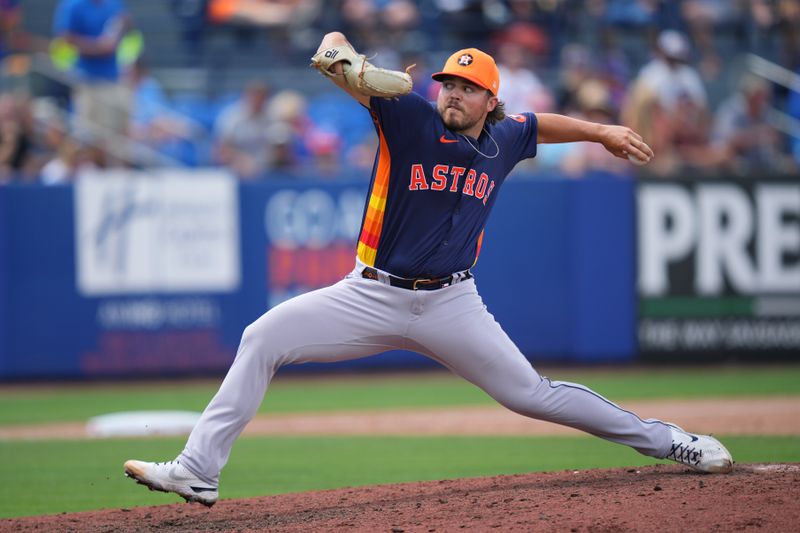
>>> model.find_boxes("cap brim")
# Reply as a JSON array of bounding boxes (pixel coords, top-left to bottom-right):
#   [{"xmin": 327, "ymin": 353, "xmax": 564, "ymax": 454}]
[{"xmin": 431, "ymin": 71, "xmax": 493, "ymax": 93}]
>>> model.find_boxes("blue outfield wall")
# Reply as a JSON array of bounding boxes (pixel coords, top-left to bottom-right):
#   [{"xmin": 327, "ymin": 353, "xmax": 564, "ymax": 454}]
[
  {"xmin": 475, "ymin": 177, "xmax": 636, "ymax": 363},
  {"xmin": 0, "ymin": 187, "xmax": 8, "ymax": 378},
  {"xmin": 0, "ymin": 174, "xmax": 635, "ymax": 379}
]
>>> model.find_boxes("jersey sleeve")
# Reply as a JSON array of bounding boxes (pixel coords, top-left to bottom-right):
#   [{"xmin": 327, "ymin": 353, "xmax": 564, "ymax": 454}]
[
  {"xmin": 503, "ymin": 112, "xmax": 539, "ymax": 162},
  {"xmin": 368, "ymin": 93, "xmax": 435, "ymax": 149}
]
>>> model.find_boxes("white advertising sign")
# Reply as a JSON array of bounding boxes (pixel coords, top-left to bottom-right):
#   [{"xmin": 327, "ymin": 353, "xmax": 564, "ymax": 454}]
[
  {"xmin": 75, "ymin": 169, "xmax": 240, "ymax": 295},
  {"xmin": 638, "ymin": 182, "xmax": 800, "ymax": 296}
]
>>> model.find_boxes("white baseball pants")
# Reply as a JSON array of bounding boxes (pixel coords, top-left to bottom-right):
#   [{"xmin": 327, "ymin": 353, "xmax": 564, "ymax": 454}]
[{"xmin": 180, "ymin": 265, "xmax": 673, "ymax": 485}]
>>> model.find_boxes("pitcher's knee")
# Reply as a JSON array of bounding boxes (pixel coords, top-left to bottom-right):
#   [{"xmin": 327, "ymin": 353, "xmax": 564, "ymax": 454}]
[
  {"xmin": 501, "ymin": 398, "xmax": 550, "ymax": 420},
  {"xmin": 496, "ymin": 380, "xmax": 558, "ymax": 420},
  {"xmin": 237, "ymin": 320, "xmax": 284, "ymax": 370}
]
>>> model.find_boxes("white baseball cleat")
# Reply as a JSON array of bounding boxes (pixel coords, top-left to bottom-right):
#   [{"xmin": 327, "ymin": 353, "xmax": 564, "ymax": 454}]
[
  {"xmin": 664, "ymin": 426, "xmax": 733, "ymax": 474},
  {"xmin": 124, "ymin": 459, "xmax": 218, "ymax": 507}
]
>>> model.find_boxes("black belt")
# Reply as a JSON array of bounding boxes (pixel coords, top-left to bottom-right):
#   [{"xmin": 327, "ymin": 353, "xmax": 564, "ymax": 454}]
[{"xmin": 361, "ymin": 267, "xmax": 472, "ymax": 291}]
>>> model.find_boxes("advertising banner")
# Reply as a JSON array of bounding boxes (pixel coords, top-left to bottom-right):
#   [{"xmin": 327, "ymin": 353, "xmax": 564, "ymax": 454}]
[
  {"xmin": 0, "ymin": 187, "xmax": 8, "ymax": 377},
  {"xmin": 637, "ymin": 178, "xmax": 800, "ymax": 359},
  {"xmin": 261, "ymin": 186, "xmax": 365, "ymax": 308},
  {"xmin": 74, "ymin": 170, "xmax": 240, "ymax": 296},
  {"xmin": 0, "ymin": 173, "xmax": 636, "ymax": 379},
  {"xmin": 75, "ymin": 170, "xmax": 242, "ymax": 376}
]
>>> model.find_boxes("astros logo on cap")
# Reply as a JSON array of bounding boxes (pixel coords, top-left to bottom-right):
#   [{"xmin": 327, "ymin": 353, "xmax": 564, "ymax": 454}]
[{"xmin": 431, "ymin": 48, "xmax": 500, "ymax": 95}]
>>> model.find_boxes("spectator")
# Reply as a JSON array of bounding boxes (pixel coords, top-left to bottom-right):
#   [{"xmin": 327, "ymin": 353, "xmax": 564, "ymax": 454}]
[
  {"xmin": 208, "ymin": 0, "xmax": 320, "ymax": 27},
  {"xmin": 670, "ymin": 91, "xmax": 724, "ymax": 173},
  {"xmin": 208, "ymin": 0, "xmax": 321, "ymax": 61},
  {"xmin": 125, "ymin": 59, "xmax": 196, "ymax": 166},
  {"xmin": 0, "ymin": 0, "xmax": 21, "ymax": 61},
  {"xmin": 302, "ymin": 90, "xmax": 373, "ymax": 178},
  {"xmin": 747, "ymin": 0, "xmax": 777, "ymax": 54},
  {"xmin": 621, "ymin": 82, "xmax": 679, "ymax": 176},
  {"xmin": 214, "ymin": 80, "xmax": 277, "ymax": 179},
  {"xmin": 632, "ymin": 30, "xmax": 708, "ymax": 114},
  {"xmin": 623, "ymin": 78, "xmax": 722, "ymax": 177},
  {"xmin": 681, "ymin": 0, "xmax": 742, "ymax": 81},
  {"xmin": 338, "ymin": 0, "xmax": 380, "ymax": 50},
  {"xmin": 40, "ymin": 137, "xmax": 97, "ymax": 184},
  {"xmin": 339, "ymin": 0, "xmax": 421, "ymax": 62},
  {"xmin": 169, "ymin": 0, "xmax": 209, "ymax": 60},
  {"xmin": 556, "ymin": 43, "xmax": 593, "ymax": 114},
  {"xmin": 559, "ymin": 79, "xmax": 630, "ymax": 178},
  {"xmin": 265, "ymin": 89, "xmax": 313, "ymax": 173},
  {"xmin": 125, "ymin": 59, "xmax": 171, "ymax": 135},
  {"xmin": 1, "ymin": 0, "xmax": 51, "ymax": 59},
  {"xmin": 386, "ymin": 0, "xmax": 422, "ymax": 46},
  {"xmin": 595, "ymin": 30, "xmax": 634, "ymax": 112},
  {"xmin": 712, "ymin": 73, "xmax": 793, "ymax": 174},
  {"xmin": 305, "ymin": 127, "xmax": 342, "ymax": 178},
  {"xmin": 0, "ymin": 93, "xmax": 33, "ymax": 182},
  {"xmin": 25, "ymin": 97, "xmax": 66, "ymax": 177},
  {"xmin": 496, "ymin": 41, "xmax": 554, "ymax": 114},
  {"xmin": 623, "ymin": 31, "xmax": 731, "ymax": 177},
  {"xmin": 776, "ymin": 0, "xmax": 800, "ymax": 70},
  {"xmin": 52, "ymin": 0, "xmax": 133, "ymax": 163},
  {"xmin": 430, "ymin": 0, "xmax": 491, "ymax": 49}
]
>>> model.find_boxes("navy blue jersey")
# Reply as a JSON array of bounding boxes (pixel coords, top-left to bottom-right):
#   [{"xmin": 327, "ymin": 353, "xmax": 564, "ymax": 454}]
[{"xmin": 357, "ymin": 92, "xmax": 538, "ymax": 278}]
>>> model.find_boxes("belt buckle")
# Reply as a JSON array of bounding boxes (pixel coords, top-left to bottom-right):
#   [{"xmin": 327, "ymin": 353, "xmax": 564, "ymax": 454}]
[{"xmin": 412, "ymin": 278, "xmax": 434, "ymax": 290}]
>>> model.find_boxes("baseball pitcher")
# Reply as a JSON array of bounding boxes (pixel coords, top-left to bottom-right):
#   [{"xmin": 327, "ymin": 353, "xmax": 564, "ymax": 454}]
[{"xmin": 124, "ymin": 32, "xmax": 732, "ymax": 507}]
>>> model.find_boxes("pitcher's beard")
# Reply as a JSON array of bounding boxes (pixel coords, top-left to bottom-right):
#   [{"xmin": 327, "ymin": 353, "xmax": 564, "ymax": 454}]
[{"xmin": 440, "ymin": 108, "xmax": 480, "ymax": 134}]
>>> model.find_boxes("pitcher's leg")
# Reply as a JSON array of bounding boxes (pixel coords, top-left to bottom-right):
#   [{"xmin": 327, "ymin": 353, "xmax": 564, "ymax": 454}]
[
  {"xmin": 180, "ymin": 279, "xmax": 404, "ymax": 484},
  {"xmin": 412, "ymin": 281, "xmax": 672, "ymax": 458}
]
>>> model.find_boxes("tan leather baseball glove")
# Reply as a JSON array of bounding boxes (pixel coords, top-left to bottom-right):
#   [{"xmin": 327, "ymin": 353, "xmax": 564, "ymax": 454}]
[{"xmin": 310, "ymin": 43, "xmax": 414, "ymax": 98}]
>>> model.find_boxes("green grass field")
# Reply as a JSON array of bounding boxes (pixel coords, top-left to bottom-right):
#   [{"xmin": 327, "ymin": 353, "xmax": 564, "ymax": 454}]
[
  {"xmin": 1, "ymin": 366, "xmax": 799, "ymax": 519},
  {"xmin": 1, "ymin": 366, "xmax": 798, "ymax": 426}
]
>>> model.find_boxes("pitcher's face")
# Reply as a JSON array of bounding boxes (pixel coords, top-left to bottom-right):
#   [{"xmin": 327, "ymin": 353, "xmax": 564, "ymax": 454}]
[{"xmin": 436, "ymin": 77, "xmax": 497, "ymax": 134}]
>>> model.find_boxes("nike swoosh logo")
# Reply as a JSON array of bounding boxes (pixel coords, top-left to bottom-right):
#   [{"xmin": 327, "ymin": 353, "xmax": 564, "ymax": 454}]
[
  {"xmin": 439, "ymin": 135, "xmax": 459, "ymax": 144},
  {"xmin": 190, "ymin": 486, "xmax": 217, "ymax": 493}
]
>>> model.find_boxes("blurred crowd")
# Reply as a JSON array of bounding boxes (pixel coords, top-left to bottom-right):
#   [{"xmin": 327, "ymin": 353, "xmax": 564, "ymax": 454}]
[{"xmin": 0, "ymin": 0, "xmax": 799, "ymax": 184}]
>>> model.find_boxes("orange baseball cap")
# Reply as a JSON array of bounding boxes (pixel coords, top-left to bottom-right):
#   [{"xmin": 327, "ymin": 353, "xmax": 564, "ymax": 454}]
[{"xmin": 431, "ymin": 48, "xmax": 500, "ymax": 95}]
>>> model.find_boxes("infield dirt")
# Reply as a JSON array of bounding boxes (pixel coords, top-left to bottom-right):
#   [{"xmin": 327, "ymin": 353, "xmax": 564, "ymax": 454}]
[{"xmin": 3, "ymin": 463, "xmax": 798, "ymax": 532}]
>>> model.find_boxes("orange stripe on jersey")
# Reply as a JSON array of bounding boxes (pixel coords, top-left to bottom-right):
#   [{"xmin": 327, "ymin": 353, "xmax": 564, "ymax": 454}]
[
  {"xmin": 472, "ymin": 230, "xmax": 485, "ymax": 267},
  {"xmin": 357, "ymin": 125, "xmax": 391, "ymax": 266}
]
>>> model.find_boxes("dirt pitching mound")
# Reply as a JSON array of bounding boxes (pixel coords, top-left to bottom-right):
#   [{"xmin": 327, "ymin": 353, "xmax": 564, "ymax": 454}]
[{"xmin": 5, "ymin": 464, "xmax": 799, "ymax": 532}]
